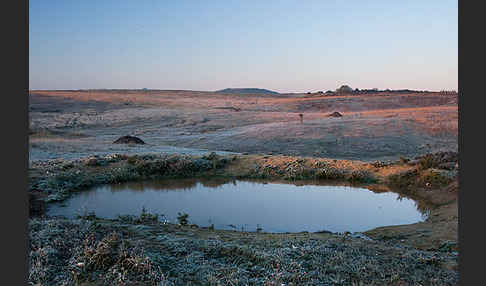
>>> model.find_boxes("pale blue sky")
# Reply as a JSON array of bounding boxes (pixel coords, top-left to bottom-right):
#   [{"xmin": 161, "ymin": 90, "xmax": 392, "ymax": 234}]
[{"xmin": 29, "ymin": 0, "xmax": 457, "ymax": 92}]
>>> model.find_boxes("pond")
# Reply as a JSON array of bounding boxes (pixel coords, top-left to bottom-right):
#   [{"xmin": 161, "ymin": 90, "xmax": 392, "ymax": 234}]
[{"xmin": 47, "ymin": 178, "xmax": 427, "ymax": 233}]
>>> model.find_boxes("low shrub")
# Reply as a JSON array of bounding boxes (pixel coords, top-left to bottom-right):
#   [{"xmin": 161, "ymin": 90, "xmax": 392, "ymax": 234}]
[
  {"xmin": 417, "ymin": 154, "xmax": 440, "ymax": 170},
  {"xmin": 418, "ymin": 169, "xmax": 455, "ymax": 188},
  {"xmin": 138, "ymin": 207, "xmax": 159, "ymax": 224},
  {"xmin": 117, "ymin": 208, "xmax": 161, "ymax": 225},
  {"xmin": 347, "ymin": 170, "xmax": 377, "ymax": 183},
  {"xmin": 316, "ymin": 167, "xmax": 346, "ymax": 180},
  {"xmin": 126, "ymin": 155, "xmax": 140, "ymax": 165},
  {"xmin": 399, "ymin": 156, "xmax": 410, "ymax": 165},
  {"xmin": 84, "ymin": 157, "xmax": 107, "ymax": 167},
  {"xmin": 177, "ymin": 212, "xmax": 189, "ymax": 226},
  {"xmin": 386, "ymin": 169, "xmax": 419, "ymax": 190}
]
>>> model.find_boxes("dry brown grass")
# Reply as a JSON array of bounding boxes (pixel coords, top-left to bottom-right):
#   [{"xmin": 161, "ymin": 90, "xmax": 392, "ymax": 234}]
[{"xmin": 29, "ymin": 90, "xmax": 457, "ymax": 162}]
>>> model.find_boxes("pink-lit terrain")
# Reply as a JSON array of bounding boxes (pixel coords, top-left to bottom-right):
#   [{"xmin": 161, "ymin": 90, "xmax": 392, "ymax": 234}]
[{"xmin": 29, "ymin": 90, "xmax": 457, "ymax": 162}]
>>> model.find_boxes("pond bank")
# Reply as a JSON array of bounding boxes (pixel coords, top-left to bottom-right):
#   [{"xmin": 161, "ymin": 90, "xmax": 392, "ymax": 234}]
[{"xmin": 28, "ymin": 152, "xmax": 458, "ymax": 285}]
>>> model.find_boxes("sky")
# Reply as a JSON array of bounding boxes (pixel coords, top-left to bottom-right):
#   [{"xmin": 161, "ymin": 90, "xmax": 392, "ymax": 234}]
[{"xmin": 29, "ymin": 0, "xmax": 458, "ymax": 93}]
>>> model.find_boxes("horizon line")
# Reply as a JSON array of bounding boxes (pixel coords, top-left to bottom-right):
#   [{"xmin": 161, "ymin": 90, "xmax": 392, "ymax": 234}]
[{"xmin": 28, "ymin": 87, "xmax": 457, "ymax": 94}]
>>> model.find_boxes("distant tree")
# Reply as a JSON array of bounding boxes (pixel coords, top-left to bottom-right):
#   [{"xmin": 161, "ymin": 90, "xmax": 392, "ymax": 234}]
[{"xmin": 336, "ymin": 85, "xmax": 353, "ymax": 94}]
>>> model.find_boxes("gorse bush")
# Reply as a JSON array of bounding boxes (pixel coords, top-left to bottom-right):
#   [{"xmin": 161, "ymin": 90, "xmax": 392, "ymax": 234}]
[
  {"xmin": 416, "ymin": 152, "xmax": 458, "ymax": 171},
  {"xmin": 316, "ymin": 167, "xmax": 346, "ymax": 180},
  {"xmin": 177, "ymin": 212, "xmax": 189, "ymax": 226},
  {"xmin": 386, "ymin": 169, "xmax": 419, "ymax": 190},
  {"xmin": 418, "ymin": 154, "xmax": 440, "ymax": 170},
  {"xmin": 138, "ymin": 207, "xmax": 159, "ymax": 224},
  {"xmin": 399, "ymin": 156, "xmax": 410, "ymax": 164},
  {"xmin": 116, "ymin": 208, "xmax": 160, "ymax": 225},
  {"xmin": 283, "ymin": 167, "xmax": 315, "ymax": 180},
  {"xmin": 347, "ymin": 170, "xmax": 377, "ymax": 183},
  {"xmin": 126, "ymin": 155, "xmax": 140, "ymax": 165},
  {"xmin": 418, "ymin": 169, "xmax": 454, "ymax": 188}
]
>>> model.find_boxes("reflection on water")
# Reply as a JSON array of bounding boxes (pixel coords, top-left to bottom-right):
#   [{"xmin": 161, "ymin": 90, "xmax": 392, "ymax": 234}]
[{"xmin": 48, "ymin": 178, "xmax": 427, "ymax": 233}]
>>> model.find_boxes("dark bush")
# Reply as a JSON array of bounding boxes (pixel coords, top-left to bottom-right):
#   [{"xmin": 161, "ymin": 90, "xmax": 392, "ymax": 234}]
[
  {"xmin": 347, "ymin": 170, "xmax": 377, "ymax": 183},
  {"xmin": 418, "ymin": 154, "xmax": 440, "ymax": 170},
  {"xmin": 177, "ymin": 212, "xmax": 189, "ymax": 225},
  {"xmin": 316, "ymin": 167, "xmax": 346, "ymax": 180},
  {"xmin": 386, "ymin": 169, "xmax": 419, "ymax": 190}
]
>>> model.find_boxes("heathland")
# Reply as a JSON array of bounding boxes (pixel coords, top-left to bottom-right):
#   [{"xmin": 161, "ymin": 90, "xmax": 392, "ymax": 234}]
[{"xmin": 28, "ymin": 89, "xmax": 458, "ymax": 285}]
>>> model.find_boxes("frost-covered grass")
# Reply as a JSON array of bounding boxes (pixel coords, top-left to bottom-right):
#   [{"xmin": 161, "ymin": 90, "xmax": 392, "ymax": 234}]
[
  {"xmin": 28, "ymin": 152, "xmax": 458, "ymax": 285},
  {"xmin": 29, "ymin": 216, "xmax": 458, "ymax": 285}
]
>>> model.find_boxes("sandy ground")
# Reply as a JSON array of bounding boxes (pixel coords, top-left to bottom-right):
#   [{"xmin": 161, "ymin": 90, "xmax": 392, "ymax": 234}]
[{"xmin": 28, "ymin": 90, "xmax": 457, "ymax": 162}]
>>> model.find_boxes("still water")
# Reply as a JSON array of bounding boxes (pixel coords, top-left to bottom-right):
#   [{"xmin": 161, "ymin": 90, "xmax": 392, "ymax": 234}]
[{"xmin": 47, "ymin": 178, "xmax": 426, "ymax": 233}]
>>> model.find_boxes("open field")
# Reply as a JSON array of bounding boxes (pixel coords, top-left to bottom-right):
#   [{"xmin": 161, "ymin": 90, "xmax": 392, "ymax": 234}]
[
  {"xmin": 28, "ymin": 90, "xmax": 459, "ymax": 285},
  {"xmin": 29, "ymin": 90, "xmax": 457, "ymax": 162}
]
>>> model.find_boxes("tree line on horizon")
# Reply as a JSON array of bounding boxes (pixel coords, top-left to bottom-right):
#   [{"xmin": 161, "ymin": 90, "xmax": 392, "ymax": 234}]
[{"xmin": 307, "ymin": 85, "xmax": 457, "ymax": 96}]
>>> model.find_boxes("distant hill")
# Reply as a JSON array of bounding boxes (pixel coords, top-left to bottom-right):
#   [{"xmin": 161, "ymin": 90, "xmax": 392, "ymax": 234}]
[{"xmin": 215, "ymin": 88, "xmax": 280, "ymax": 95}]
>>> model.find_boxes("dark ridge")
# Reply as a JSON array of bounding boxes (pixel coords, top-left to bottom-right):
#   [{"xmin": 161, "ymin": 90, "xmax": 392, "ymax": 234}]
[
  {"xmin": 328, "ymin": 112, "xmax": 343, "ymax": 117},
  {"xmin": 215, "ymin": 88, "xmax": 280, "ymax": 95},
  {"xmin": 113, "ymin": 135, "xmax": 145, "ymax": 144}
]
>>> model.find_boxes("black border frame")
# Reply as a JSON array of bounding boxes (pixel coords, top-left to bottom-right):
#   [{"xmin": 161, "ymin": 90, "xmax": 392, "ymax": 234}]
[
  {"xmin": 4, "ymin": 0, "xmax": 29, "ymax": 285},
  {"xmin": 10, "ymin": 0, "xmax": 476, "ymax": 284}
]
